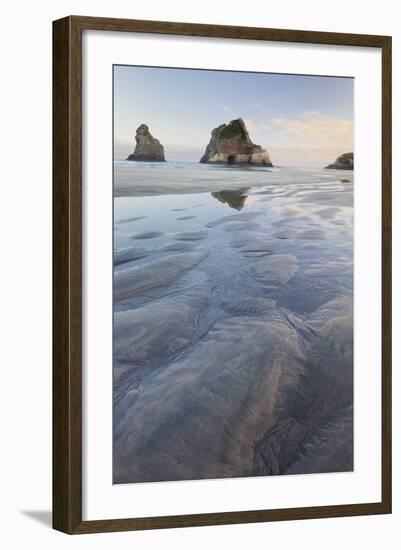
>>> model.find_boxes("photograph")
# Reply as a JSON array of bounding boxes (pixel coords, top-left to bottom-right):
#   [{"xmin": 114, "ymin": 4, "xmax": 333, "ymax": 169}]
[{"xmin": 112, "ymin": 65, "xmax": 354, "ymax": 485}]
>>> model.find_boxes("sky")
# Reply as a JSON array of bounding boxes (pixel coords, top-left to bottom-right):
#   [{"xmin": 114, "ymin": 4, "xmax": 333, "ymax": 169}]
[{"xmin": 114, "ymin": 65, "xmax": 353, "ymax": 167}]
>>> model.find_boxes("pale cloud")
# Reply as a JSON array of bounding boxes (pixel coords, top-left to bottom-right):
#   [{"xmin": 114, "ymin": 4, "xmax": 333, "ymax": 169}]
[
  {"xmin": 268, "ymin": 146, "xmax": 343, "ymax": 167},
  {"xmin": 222, "ymin": 104, "xmax": 232, "ymax": 112},
  {"xmin": 269, "ymin": 113, "xmax": 353, "ymax": 151},
  {"xmin": 248, "ymin": 112, "xmax": 353, "ymax": 166},
  {"xmin": 243, "ymin": 118, "xmax": 257, "ymax": 133},
  {"xmin": 244, "ymin": 119, "xmax": 272, "ymax": 134},
  {"xmin": 301, "ymin": 110, "xmax": 320, "ymax": 118}
]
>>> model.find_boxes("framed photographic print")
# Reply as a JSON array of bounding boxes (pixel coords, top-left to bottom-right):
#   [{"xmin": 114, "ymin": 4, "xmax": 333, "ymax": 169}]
[{"xmin": 53, "ymin": 16, "xmax": 392, "ymax": 534}]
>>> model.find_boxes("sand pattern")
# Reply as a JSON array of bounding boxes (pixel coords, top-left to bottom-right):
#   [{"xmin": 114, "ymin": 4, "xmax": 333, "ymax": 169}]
[{"xmin": 113, "ymin": 162, "xmax": 353, "ymax": 483}]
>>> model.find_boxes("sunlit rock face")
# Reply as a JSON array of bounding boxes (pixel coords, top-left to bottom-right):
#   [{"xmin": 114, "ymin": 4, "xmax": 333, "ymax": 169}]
[
  {"xmin": 200, "ymin": 118, "xmax": 273, "ymax": 166},
  {"xmin": 325, "ymin": 152, "xmax": 353, "ymax": 170},
  {"xmin": 127, "ymin": 124, "xmax": 165, "ymax": 162}
]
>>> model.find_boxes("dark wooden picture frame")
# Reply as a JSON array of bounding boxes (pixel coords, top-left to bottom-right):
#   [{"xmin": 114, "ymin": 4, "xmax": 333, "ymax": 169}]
[{"xmin": 53, "ymin": 15, "xmax": 392, "ymax": 534}]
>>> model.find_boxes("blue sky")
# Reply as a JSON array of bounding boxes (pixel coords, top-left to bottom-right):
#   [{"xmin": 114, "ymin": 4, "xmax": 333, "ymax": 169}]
[{"xmin": 114, "ymin": 65, "xmax": 353, "ymax": 166}]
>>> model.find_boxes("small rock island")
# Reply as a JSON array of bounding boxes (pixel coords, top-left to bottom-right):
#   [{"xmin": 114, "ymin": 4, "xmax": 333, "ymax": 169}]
[
  {"xmin": 325, "ymin": 152, "xmax": 354, "ymax": 170},
  {"xmin": 200, "ymin": 118, "xmax": 273, "ymax": 166},
  {"xmin": 127, "ymin": 124, "xmax": 165, "ymax": 162}
]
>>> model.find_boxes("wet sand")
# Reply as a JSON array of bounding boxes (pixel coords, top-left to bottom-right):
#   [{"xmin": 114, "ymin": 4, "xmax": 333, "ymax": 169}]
[{"xmin": 113, "ymin": 161, "xmax": 353, "ymax": 483}]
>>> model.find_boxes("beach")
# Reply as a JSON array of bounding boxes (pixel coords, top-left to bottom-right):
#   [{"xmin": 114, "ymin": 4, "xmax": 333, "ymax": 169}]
[{"xmin": 113, "ymin": 160, "xmax": 353, "ymax": 483}]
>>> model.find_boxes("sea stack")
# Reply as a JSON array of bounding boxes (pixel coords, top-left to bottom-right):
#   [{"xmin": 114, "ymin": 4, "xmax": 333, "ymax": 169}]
[
  {"xmin": 200, "ymin": 118, "xmax": 273, "ymax": 166},
  {"xmin": 127, "ymin": 124, "xmax": 165, "ymax": 162},
  {"xmin": 325, "ymin": 152, "xmax": 353, "ymax": 170}
]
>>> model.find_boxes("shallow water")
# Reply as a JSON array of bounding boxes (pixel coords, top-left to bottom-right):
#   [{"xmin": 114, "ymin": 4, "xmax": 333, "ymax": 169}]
[{"xmin": 113, "ymin": 161, "xmax": 353, "ymax": 483}]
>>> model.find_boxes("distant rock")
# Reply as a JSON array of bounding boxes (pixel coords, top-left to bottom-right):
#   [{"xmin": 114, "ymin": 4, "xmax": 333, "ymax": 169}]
[
  {"xmin": 200, "ymin": 118, "xmax": 273, "ymax": 166},
  {"xmin": 325, "ymin": 152, "xmax": 353, "ymax": 170},
  {"xmin": 127, "ymin": 124, "xmax": 165, "ymax": 162}
]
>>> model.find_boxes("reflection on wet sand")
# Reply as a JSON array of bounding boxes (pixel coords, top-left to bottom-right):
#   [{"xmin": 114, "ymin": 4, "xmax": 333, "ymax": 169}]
[
  {"xmin": 211, "ymin": 189, "xmax": 249, "ymax": 210},
  {"xmin": 113, "ymin": 163, "xmax": 354, "ymax": 484}
]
